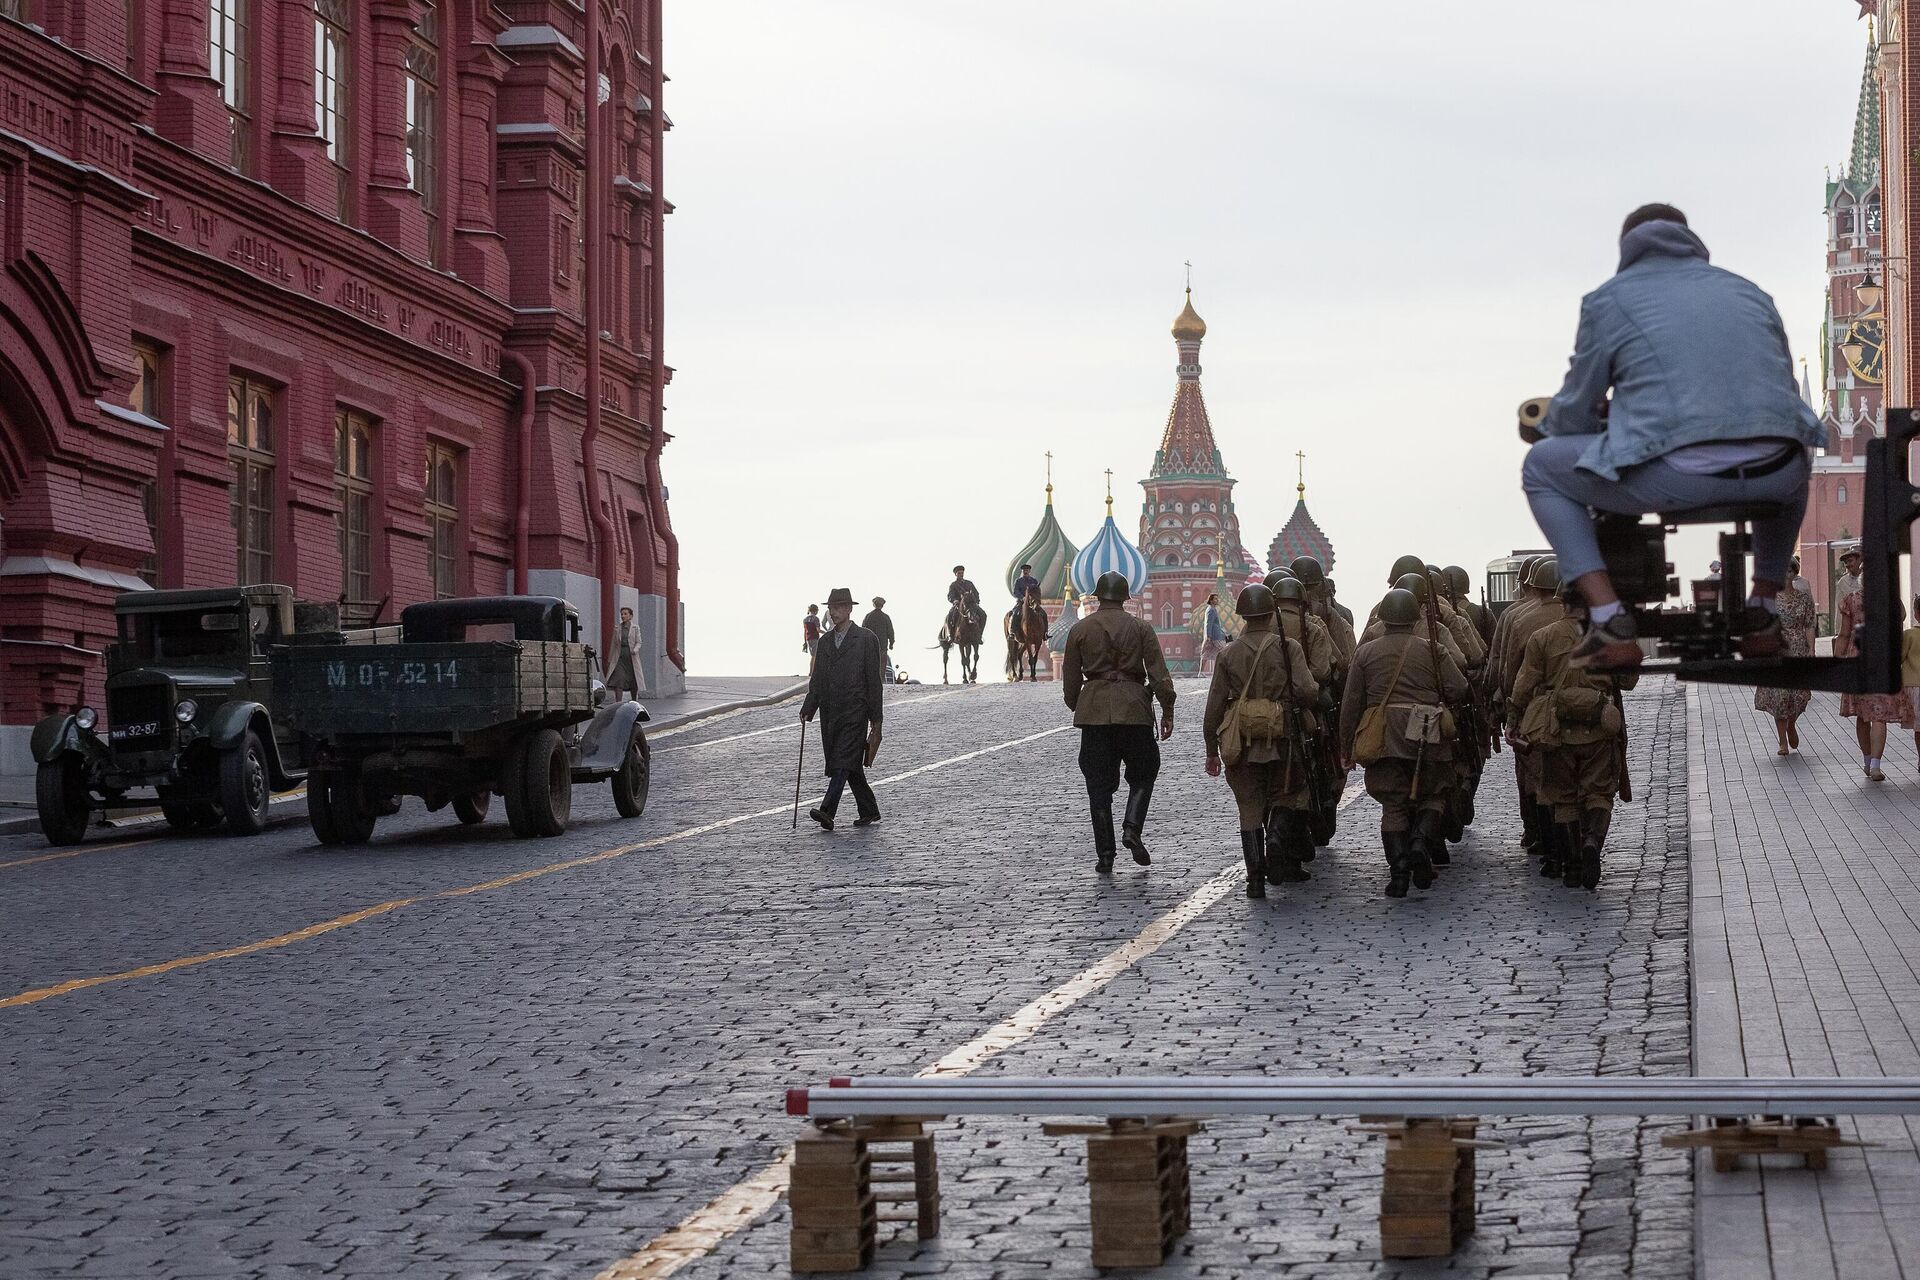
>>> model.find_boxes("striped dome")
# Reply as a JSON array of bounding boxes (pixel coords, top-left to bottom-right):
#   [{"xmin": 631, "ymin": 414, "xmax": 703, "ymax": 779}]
[
  {"xmin": 1007, "ymin": 490, "xmax": 1079, "ymax": 598},
  {"xmin": 1071, "ymin": 514, "xmax": 1150, "ymax": 597},
  {"xmin": 1048, "ymin": 593, "xmax": 1085, "ymax": 653}
]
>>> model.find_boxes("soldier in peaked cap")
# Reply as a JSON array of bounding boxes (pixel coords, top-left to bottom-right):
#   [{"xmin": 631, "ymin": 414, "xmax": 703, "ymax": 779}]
[
  {"xmin": 1204, "ymin": 584, "xmax": 1320, "ymax": 897},
  {"xmin": 801, "ymin": 588, "xmax": 887, "ymax": 832},
  {"xmin": 1062, "ymin": 570, "xmax": 1176, "ymax": 872}
]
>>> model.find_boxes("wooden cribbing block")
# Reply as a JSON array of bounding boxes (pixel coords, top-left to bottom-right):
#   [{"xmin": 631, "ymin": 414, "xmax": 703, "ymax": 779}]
[
  {"xmin": 864, "ymin": 1127, "xmax": 940, "ymax": 1240},
  {"xmin": 1045, "ymin": 1118, "xmax": 1202, "ymax": 1269},
  {"xmin": 1359, "ymin": 1116, "xmax": 1486, "ymax": 1259},
  {"xmin": 1661, "ymin": 1115, "xmax": 1868, "ymax": 1173},
  {"xmin": 791, "ymin": 1127, "xmax": 876, "ymax": 1273}
]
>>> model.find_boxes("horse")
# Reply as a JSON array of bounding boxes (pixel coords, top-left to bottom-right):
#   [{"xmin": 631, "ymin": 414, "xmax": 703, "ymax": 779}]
[
  {"xmin": 1004, "ymin": 597, "xmax": 1049, "ymax": 682},
  {"xmin": 939, "ymin": 601, "xmax": 988, "ymax": 684}
]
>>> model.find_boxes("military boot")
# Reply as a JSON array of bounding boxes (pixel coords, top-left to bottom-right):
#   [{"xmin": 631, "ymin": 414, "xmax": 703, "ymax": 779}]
[
  {"xmin": 1519, "ymin": 795, "xmax": 1541, "ymax": 857},
  {"xmin": 1382, "ymin": 829, "xmax": 1411, "ymax": 898},
  {"xmin": 1091, "ymin": 803, "xmax": 1117, "ymax": 873},
  {"xmin": 1579, "ymin": 808, "xmax": 1610, "ymax": 891},
  {"xmin": 1405, "ymin": 818, "xmax": 1438, "ymax": 891},
  {"xmin": 1121, "ymin": 784, "xmax": 1153, "ymax": 865},
  {"xmin": 1414, "ymin": 808, "xmax": 1449, "ymax": 868},
  {"xmin": 1560, "ymin": 824, "xmax": 1585, "ymax": 888},
  {"xmin": 1538, "ymin": 815, "xmax": 1566, "ymax": 879},
  {"xmin": 1268, "ymin": 810, "xmax": 1310, "ymax": 883},
  {"xmin": 1241, "ymin": 829, "xmax": 1266, "ymax": 898}
]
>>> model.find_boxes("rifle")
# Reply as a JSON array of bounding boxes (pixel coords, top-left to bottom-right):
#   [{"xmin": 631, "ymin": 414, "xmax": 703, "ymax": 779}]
[{"xmin": 1611, "ymin": 684, "xmax": 1633, "ymax": 803}]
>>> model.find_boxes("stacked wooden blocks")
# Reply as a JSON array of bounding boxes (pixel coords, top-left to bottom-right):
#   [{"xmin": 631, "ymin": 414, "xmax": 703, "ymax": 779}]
[
  {"xmin": 789, "ymin": 1128, "xmax": 876, "ymax": 1273},
  {"xmin": 864, "ymin": 1120, "xmax": 942, "ymax": 1241},
  {"xmin": 1047, "ymin": 1119, "xmax": 1198, "ymax": 1269},
  {"xmin": 1661, "ymin": 1115, "xmax": 1860, "ymax": 1172},
  {"xmin": 1375, "ymin": 1117, "xmax": 1479, "ymax": 1259}
]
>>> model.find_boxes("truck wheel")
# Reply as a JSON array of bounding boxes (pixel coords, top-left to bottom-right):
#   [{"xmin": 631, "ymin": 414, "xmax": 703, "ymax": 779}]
[
  {"xmin": 452, "ymin": 790, "xmax": 490, "ymax": 825},
  {"xmin": 610, "ymin": 731, "xmax": 649, "ymax": 818},
  {"xmin": 503, "ymin": 728, "xmax": 569, "ymax": 838},
  {"xmin": 36, "ymin": 758, "xmax": 92, "ymax": 846},
  {"xmin": 161, "ymin": 800, "xmax": 220, "ymax": 832},
  {"xmin": 306, "ymin": 776, "xmax": 343, "ymax": 845},
  {"xmin": 310, "ymin": 770, "xmax": 376, "ymax": 845},
  {"xmin": 220, "ymin": 731, "xmax": 272, "ymax": 836}
]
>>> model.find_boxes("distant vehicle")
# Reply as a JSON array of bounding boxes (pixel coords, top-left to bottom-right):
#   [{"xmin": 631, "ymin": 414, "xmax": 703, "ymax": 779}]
[
  {"xmin": 1484, "ymin": 549, "xmax": 1552, "ymax": 617},
  {"xmin": 286, "ymin": 596, "xmax": 649, "ymax": 843},
  {"xmin": 30, "ymin": 585, "xmax": 331, "ymax": 845}
]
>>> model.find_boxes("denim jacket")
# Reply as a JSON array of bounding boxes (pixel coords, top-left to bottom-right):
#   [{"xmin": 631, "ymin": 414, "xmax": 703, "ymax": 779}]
[{"xmin": 1541, "ymin": 221, "xmax": 1821, "ymax": 480}]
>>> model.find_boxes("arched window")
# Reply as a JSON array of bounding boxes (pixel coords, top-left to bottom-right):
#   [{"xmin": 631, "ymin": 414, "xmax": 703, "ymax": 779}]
[
  {"xmin": 1868, "ymin": 197, "xmax": 1884, "ymax": 234},
  {"xmin": 1837, "ymin": 480, "xmax": 1849, "ymax": 505},
  {"xmin": 426, "ymin": 441, "xmax": 460, "ymax": 597},
  {"xmin": 1162, "ymin": 604, "xmax": 1173, "ymax": 629},
  {"xmin": 314, "ymin": 0, "xmax": 351, "ymax": 219},
  {"xmin": 1162, "ymin": 553, "xmax": 1180, "ymax": 566},
  {"xmin": 210, "ymin": 0, "xmax": 251, "ymax": 171},
  {"xmin": 404, "ymin": 4, "xmax": 440, "ymax": 262},
  {"xmin": 1838, "ymin": 207, "xmax": 1856, "ymax": 237},
  {"xmin": 335, "ymin": 410, "xmax": 375, "ymax": 612}
]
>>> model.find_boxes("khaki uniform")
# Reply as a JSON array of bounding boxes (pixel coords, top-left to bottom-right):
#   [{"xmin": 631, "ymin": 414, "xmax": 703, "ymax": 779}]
[
  {"xmin": 1361, "ymin": 613, "xmax": 1468, "ymax": 670},
  {"xmin": 1339, "ymin": 628, "xmax": 1469, "ymax": 832},
  {"xmin": 1274, "ymin": 604, "xmax": 1335, "ymax": 687},
  {"xmin": 1310, "ymin": 592, "xmax": 1358, "ymax": 668},
  {"xmin": 1203, "ymin": 621, "xmax": 1319, "ymax": 826},
  {"xmin": 1510, "ymin": 614, "xmax": 1637, "ymax": 824},
  {"xmin": 1063, "ymin": 604, "xmax": 1176, "ymax": 857}
]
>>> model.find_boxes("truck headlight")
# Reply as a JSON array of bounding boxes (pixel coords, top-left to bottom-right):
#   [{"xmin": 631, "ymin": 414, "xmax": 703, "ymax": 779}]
[
  {"xmin": 174, "ymin": 699, "xmax": 198, "ymax": 723},
  {"xmin": 75, "ymin": 706, "xmax": 97, "ymax": 730}
]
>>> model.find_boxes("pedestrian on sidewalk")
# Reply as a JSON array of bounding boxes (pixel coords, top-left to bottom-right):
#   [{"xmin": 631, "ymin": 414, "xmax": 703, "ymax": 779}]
[
  {"xmin": 1835, "ymin": 546, "xmax": 1911, "ymax": 781},
  {"xmin": 802, "ymin": 589, "xmax": 886, "ymax": 831},
  {"xmin": 1199, "ymin": 594, "xmax": 1227, "ymax": 675},
  {"xmin": 607, "ymin": 606, "xmax": 643, "ymax": 700},
  {"xmin": 1063, "ymin": 570, "xmax": 1175, "ymax": 872},
  {"xmin": 802, "ymin": 604, "xmax": 821, "ymax": 671},
  {"xmin": 1753, "ymin": 557, "xmax": 1814, "ymax": 756},
  {"xmin": 862, "ymin": 596, "xmax": 896, "ymax": 682},
  {"xmin": 1203, "ymin": 583, "xmax": 1319, "ymax": 898}
]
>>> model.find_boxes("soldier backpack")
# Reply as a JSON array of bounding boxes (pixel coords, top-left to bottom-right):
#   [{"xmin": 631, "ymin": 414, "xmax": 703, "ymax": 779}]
[{"xmin": 1218, "ymin": 635, "xmax": 1286, "ymax": 767}]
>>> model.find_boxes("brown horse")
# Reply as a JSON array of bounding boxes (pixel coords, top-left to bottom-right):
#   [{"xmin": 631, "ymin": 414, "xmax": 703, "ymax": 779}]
[
  {"xmin": 1004, "ymin": 597, "xmax": 1049, "ymax": 681},
  {"xmin": 939, "ymin": 601, "xmax": 988, "ymax": 683}
]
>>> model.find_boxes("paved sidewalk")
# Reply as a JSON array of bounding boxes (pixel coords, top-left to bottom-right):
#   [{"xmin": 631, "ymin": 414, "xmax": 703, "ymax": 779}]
[{"xmin": 1691, "ymin": 682, "xmax": 1920, "ymax": 1279}]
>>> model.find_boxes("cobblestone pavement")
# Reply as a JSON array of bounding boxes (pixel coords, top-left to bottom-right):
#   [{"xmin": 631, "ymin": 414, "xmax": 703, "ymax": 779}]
[
  {"xmin": 1, "ymin": 677, "xmax": 1691, "ymax": 1279},
  {"xmin": 1692, "ymin": 682, "xmax": 1920, "ymax": 1279}
]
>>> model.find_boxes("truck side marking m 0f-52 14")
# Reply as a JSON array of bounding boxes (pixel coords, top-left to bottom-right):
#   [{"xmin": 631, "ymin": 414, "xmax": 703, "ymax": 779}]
[{"xmin": 322, "ymin": 660, "xmax": 461, "ymax": 690}]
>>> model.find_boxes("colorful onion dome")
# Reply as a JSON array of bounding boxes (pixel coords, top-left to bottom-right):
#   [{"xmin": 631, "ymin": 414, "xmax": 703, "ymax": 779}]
[
  {"xmin": 1071, "ymin": 512, "xmax": 1150, "ymax": 598},
  {"xmin": 1048, "ymin": 591, "xmax": 1084, "ymax": 653},
  {"xmin": 1171, "ymin": 289, "xmax": 1207, "ymax": 342},
  {"xmin": 1007, "ymin": 482, "xmax": 1079, "ymax": 599}
]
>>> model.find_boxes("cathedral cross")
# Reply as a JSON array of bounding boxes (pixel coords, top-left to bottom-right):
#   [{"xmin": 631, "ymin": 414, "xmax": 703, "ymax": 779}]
[{"xmin": 1295, "ymin": 450, "xmax": 1307, "ymax": 496}]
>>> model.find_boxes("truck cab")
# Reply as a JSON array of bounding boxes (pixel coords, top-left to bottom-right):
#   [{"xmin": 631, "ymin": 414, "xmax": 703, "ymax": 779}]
[{"xmin": 31, "ymin": 585, "xmax": 330, "ymax": 844}]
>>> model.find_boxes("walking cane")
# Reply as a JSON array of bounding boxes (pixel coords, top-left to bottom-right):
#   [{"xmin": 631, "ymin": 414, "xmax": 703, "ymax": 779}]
[{"xmin": 793, "ymin": 718, "xmax": 808, "ymax": 829}]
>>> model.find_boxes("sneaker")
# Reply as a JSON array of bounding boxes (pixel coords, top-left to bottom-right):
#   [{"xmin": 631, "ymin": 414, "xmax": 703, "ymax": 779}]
[
  {"xmin": 1738, "ymin": 611, "xmax": 1785, "ymax": 660},
  {"xmin": 1570, "ymin": 614, "xmax": 1643, "ymax": 670}
]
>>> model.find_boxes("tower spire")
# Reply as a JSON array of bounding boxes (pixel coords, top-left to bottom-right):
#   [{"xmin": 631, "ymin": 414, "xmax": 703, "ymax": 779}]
[{"xmin": 1296, "ymin": 450, "xmax": 1307, "ymax": 498}]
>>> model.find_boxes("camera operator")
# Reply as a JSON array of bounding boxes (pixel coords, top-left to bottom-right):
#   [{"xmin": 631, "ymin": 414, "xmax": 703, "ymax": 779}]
[{"xmin": 1521, "ymin": 204, "xmax": 1824, "ymax": 669}]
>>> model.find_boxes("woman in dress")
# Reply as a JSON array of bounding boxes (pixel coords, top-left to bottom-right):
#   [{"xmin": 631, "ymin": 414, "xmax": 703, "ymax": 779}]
[
  {"xmin": 1835, "ymin": 547, "xmax": 1912, "ymax": 781},
  {"xmin": 1754, "ymin": 557, "xmax": 1816, "ymax": 755}
]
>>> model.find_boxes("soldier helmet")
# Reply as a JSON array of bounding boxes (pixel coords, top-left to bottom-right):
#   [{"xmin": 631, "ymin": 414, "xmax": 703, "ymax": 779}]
[
  {"xmin": 1388, "ymin": 554, "xmax": 1427, "ymax": 584},
  {"xmin": 1093, "ymin": 571, "xmax": 1132, "ymax": 603},
  {"xmin": 1444, "ymin": 566, "xmax": 1471, "ymax": 597},
  {"xmin": 1525, "ymin": 557, "xmax": 1561, "ymax": 591},
  {"xmin": 1289, "ymin": 556, "xmax": 1326, "ymax": 586},
  {"xmin": 1235, "ymin": 584, "xmax": 1276, "ymax": 618},
  {"xmin": 1262, "ymin": 568, "xmax": 1297, "ymax": 591},
  {"xmin": 1378, "ymin": 588, "xmax": 1420, "ymax": 627},
  {"xmin": 1272, "ymin": 578, "xmax": 1307, "ymax": 603},
  {"xmin": 1425, "ymin": 563, "xmax": 1443, "ymax": 579},
  {"xmin": 1393, "ymin": 572, "xmax": 1429, "ymax": 603}
]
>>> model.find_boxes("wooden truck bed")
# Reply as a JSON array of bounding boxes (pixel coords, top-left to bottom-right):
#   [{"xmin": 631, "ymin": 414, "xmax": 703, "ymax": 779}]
[{"xmin": 283, "ymin": 640, "xmax": 593, "ymax": 739}]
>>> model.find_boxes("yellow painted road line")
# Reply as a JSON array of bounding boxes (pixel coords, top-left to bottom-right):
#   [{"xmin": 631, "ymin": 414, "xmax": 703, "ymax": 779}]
[
  {"xmin": 590, "ymin": 776, "xmax": 1336, "ymax": 1280},
  {"xmin": 1, "ymin": 725, "xmax": 1073, "ymax": 1012},
  {"xmin": 653, "ymin": 689, "xmax": 967, "ymax": 755},
  {"xmin": 0, "ymin": 838, "xmax": 161, "ymax": 872}
]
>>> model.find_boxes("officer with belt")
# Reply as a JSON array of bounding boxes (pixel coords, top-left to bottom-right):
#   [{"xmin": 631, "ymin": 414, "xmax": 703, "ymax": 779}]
[{"xmin": 1062, "ymin": 570, "xmax": 1175, "ymax": 872}]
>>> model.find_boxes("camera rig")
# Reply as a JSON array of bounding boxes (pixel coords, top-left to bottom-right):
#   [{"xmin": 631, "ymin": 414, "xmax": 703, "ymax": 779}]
[{"xmin": 1519, "ymin": 403, "xmax": 1915, "ymax": 694}]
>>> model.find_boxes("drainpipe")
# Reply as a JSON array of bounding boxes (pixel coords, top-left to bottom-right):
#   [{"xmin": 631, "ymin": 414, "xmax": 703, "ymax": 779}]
[
  {"xmin": 647, "ymin": 0, "xmax": 683, "ymax": 671},
  {"xmin": 581, "ymin": 0, "xmax": 616, "ymax": 655},
  {"xmin": 503, "ymin": 350, "xmax": 536, "ymax": 595}
]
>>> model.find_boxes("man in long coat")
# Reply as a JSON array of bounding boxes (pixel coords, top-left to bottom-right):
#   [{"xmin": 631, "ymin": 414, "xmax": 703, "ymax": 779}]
[
  {"xmin": 802, "ymin": 588, "xmax": 886, "ymax": 831},
  {"xmin": 862, "ymin": 596, "xmax": 896, "ymax": 682}
]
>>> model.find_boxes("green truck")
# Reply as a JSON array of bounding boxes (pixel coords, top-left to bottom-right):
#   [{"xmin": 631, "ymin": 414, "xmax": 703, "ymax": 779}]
[
  {"xmin": 286, "ymin": 595, "xmax": 649, "ymax": 843},
  {"xmin": 31, "ymin": 585, "xmax": 332, "ymax": 843}
]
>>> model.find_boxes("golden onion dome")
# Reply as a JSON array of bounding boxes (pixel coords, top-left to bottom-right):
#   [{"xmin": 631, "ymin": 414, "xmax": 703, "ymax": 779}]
[{"xmin": 1171, "ymin": 289, "xmax": 1207, "ymax": 341}]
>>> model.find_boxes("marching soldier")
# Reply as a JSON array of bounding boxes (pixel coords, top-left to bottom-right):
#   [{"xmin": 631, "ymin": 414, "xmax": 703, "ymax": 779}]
[
  {"xmin": 1446, "ymin": 566, "xmax": 1496, "ymax": 649},
  {"xmin": 1062, "ymin": 570, "xmax": 1175, "ymax": 872},
  {"xmin": 1496, "ymin": 558, "xmax": 1568, "ymax": 867},
  {"xmin": 1270, "ymin": 576, "xmax": 1341, "ymax": 852},
  {"xmin": 1509, "ymin": 587, "xmax": 1637, "ymax": 889},
  {"xmin": 1292, "ymin": 557, "xmax": 1357, "ymax": 668},
  {"xmin": 1204, "ymin": 584, "xmax": 1320, "ymax": 897},
  {"xmin": 1340, "ymin": 587, "xmax": 1469, "ymax": 897}
]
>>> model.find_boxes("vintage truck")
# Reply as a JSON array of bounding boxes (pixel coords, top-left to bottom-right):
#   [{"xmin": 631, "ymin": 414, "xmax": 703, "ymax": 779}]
[
  {"xmin": 286, "ymin": 595, "xmax": 649, "ymax": 843},
  {"xmin": 31, "ymin": 585, "xmax": 332, "ymax": 844}
]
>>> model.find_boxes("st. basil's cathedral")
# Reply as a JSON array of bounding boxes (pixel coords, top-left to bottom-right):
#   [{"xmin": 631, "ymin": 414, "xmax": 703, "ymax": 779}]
[{"xmin": 1004, "ymin": 290, "xmax": 1338, "ymax": 677}]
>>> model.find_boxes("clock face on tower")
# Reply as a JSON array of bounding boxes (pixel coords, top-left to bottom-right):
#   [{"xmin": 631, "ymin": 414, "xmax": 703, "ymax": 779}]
[{"xmin": 1843, "ymin": 314, "xmax": 1886, "ymax": 385}]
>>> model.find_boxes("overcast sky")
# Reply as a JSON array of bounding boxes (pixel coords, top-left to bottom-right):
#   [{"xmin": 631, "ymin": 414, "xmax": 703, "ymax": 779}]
[{"xmin": 661, "ymin": 0, "xmax": 1872, "ymax": 678}]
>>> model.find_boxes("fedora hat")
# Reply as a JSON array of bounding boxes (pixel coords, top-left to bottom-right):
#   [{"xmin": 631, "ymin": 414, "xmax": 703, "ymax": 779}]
[
  {"xmin": 825, "ymin": 587, "xmax": 855, "ymax": 606},
  {"xmin": 1839, "ymin": 544, "xmax": 1865, "ymax": 563}
]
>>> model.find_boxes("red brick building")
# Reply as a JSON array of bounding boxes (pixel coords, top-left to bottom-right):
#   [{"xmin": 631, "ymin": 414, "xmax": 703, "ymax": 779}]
[
  {"xmin": 1798, "ymin": 27, "xmax": 1885, "ymax": 629},
  {"xmin": 0, "ymin": 0, "xmax": 683, "ymax": 776}
]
